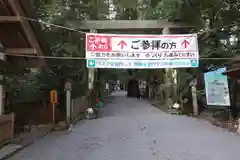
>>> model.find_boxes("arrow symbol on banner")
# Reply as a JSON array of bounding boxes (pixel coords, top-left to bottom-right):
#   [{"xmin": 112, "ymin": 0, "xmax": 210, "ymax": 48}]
[
  {"xmin": 181, "ymin": 40, "xmax": 190, "ymax": 48},
  {"xmin": 89, "ymin": 44, "xmax": 97, "ymax": 50},
  {"xmin": 117, "ymin": 40, "xmax": 127, "ymax": 49}
]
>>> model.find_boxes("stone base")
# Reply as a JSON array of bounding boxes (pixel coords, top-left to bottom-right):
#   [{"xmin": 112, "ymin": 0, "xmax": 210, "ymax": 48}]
[
  {"xmin": 84, "ymin": 112, "xmax": 97, "ymax": 119},
  {"xmin": 168, "ymin": 108, "xmax": 181, "ymax": 115}
]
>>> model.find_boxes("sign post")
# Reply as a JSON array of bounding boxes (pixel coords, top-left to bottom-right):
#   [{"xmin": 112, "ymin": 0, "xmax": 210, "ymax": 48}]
[
  {"xmin": 50, "ymin": 90, "xmax": 58, "ymax": 126},
  {"xmin": 204, "ymin": 67, "xmax": 231, "ymax": 121}
]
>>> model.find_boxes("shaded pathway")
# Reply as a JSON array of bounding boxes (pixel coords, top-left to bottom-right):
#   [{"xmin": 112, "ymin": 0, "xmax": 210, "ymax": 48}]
[{"xmin": 8, "ymin": 92, "xmax": 240, "ymax": 160}]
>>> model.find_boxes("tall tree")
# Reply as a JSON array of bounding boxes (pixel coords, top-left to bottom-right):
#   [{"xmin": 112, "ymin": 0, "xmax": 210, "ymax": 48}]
[{"xmin": 5, "ymin": 0, "xmax": 112, "ymax": 103}]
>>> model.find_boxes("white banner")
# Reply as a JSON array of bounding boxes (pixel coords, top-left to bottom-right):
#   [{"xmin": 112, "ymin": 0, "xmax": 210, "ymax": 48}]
[
  {"xmin": 85, "ymin": 33, "xmax": 199, "ymax": 60},
  {"xmin": 87, "ymin": 52, "xmax": 198, "ymax": 59},
  {"xmin": 87, "ymin": 59, "xmax": 199, "ymax": 69}
]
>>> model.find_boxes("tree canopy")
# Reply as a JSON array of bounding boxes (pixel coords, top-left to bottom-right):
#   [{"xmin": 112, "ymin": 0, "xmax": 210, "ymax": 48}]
[{"xmin": 4, "ymin": 0, "xmax": 240, "ymax": 103}]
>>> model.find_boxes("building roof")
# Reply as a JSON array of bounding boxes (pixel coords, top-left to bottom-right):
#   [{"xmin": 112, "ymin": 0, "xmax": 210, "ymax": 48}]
[
  {"xmin": 222, "ymin": 55, "xmax": 240, "ymax": 78},
  {"xmin": 0, "ymin": 0, "xmax": 50, "ymax": 70}
]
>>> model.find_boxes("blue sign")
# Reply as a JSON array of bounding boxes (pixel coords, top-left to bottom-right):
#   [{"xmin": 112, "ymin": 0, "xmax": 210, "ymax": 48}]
[
  {"xmin": 86, "ymin": 59, "xmax": 199, "ymax": 69},
  {"xmin": 204, "ymin": 67, "xmax": 230, "ymax": 106},
  {"xmin": 87, "ymin": 59, "xmax": 96, "ymax": 68},
  {"xmin": 190, "ymin": 60, "xmax": 198, "ymax": 67}
]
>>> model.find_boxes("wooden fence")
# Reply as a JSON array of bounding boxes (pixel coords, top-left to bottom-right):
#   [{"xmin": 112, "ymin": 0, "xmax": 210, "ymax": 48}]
[
  {"xmin": 71, "ymin": 96, "xmax": 88, "ymax": 122},
  {"xmin": 0, "ymin": 113, "xmax": 15, "ymax": 145}
]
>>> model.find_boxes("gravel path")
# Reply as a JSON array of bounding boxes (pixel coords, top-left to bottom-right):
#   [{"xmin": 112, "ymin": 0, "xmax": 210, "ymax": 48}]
[{"xmin": 8, "ymin": 92, "xmax": 240, "ymax": 160}]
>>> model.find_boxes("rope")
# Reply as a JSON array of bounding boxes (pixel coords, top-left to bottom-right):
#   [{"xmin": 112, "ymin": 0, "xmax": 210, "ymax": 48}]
[
  {"xmin": 19, "ymin": 16, "xmax": 240, "ymax": 35},
  {"xmin": 2, "ymin": 16, "xmax": 236, "ymax": 61},
  {"xmin": 2, "ymin": 52, "xmax": 238, "ymax": 60}
]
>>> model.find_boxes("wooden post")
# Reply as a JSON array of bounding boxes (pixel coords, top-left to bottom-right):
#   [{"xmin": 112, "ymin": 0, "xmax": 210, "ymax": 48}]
[
  {"xmin": 10, "ymin": 113, "xmax": 15, "ymax": 140},
  {"xmin": 88, "ymin": 29, "xmax": 97, "ymax": 90},
  {"xmin": 0, "ymin": 52, "xmax": 5, "ymax": 115},
  {"xmin": 52, "ymin": 103, "xmax": 55, "ymax": 125},
  {"xmin": 162, "ymin": 27, "xmax": 177, "ymax": 105},
  {"xmin": 0, "ymin": 75, "xmax": 4, "ymax": 115},
  {"xmin": 162, "ymin": 28, "xmax": 171, "ymax": 102}
]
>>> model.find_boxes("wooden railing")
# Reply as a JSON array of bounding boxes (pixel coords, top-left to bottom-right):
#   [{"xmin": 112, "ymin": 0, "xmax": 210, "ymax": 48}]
[{"xmin": 0, "ymin": 113, "xmax": 15, "ymax": 145}]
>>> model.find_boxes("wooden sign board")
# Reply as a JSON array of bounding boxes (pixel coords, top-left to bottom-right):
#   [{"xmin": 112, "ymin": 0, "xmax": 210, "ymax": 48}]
[{"xmin": 50, "ymin": 90, "xmax": 57, "ymax": 104}]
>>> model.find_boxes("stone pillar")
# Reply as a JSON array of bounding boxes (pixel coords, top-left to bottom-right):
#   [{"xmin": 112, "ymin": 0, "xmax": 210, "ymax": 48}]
[
  {"xmin": 65, "ymin": 81, "xmax": 72, "ymax": 124},
  {"xmin": 190, "ymin": 78, "xmax": 198, "ymax": 116},
  {"xmin": 162, "ymin": 27, "xmax": 177, "ymax": 104}
]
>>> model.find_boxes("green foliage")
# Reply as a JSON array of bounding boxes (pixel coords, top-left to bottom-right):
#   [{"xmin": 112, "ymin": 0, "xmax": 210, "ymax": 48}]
[
  {"xmin": 5, "ymin": 0, "xmax": 112, "ymax": 103},
  {"xmin": 113, "ymin": 0, "xmax": 139, "ymax": 20},
  {"xmin": 37, "ymin": 0, "xmax": 109, "ymax": 91},
  {"xmin": 100, "ymin": 69, "xmax": 129, "ymax": 81},
  {"xmin": 129, "ymin": 0, "xmax": 240, "ymax": 68},
  {"xmin": 7, "ymin": 0, "xmax": 240, "ymax": 103},
  {"xmin": 4, "ymin": 72, "xmax": 43, "ymax": 103}
]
